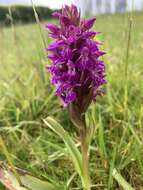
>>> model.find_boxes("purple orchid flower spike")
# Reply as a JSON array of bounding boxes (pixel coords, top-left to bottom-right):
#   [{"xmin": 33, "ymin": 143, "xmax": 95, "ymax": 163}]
[{"xmin": 46, "ymin": 4, "xmax": 106, "ymax": 126}]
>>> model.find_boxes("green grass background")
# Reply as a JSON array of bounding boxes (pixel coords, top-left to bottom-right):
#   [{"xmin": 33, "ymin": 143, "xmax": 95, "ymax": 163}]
[{"xmin": 0, "ymin": 12, "xmax": 143, "ymax": 189}]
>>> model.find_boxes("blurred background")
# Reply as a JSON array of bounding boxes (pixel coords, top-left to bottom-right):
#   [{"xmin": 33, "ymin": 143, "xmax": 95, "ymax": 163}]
[
  {"xmin": 76, "ymin": 0, "xmax": 143, "ymax": 16},
  {"xmin": 0, "ymin": 0, "xmax": 143, "ymax": 24}
]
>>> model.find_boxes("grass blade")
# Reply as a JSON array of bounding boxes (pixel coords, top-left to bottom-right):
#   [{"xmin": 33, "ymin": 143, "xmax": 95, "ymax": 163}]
[
  {"xmin": 112, "ymin": 168, "xmax": 135, "ymax": 190},
  {"xmin": 98, "ymin": 111, "xmax": 107, "ymax": 159},
  {"xmin": 108, "ymin": 145, "xmax": 117, "ymax": 189},
  {"xmin": 30, "ymin": 0, "xmax": 47, "ymax": 49}
]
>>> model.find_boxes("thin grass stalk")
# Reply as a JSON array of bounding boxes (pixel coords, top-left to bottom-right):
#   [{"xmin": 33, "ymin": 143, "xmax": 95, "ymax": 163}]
[
  {"xmin": 8, "ymin": 6, "xmax": 23, "ymax": 65},
  {"xmin": 8, "ymin": 7, "xmax": 17, "ymax": 50},
  {"xmin": 30, "ymin": 0, "xmax": 47, "ymax": 49},
  {"xmin": 108, "ymin": 145, "xmax": 117, "ymax": 189},
  {"xmin": 30, "ymin": 0, "xmax": 46, "ymax": 84},
  {"xmin": 8, "ymin": 6, "xmax": 16, "ymax": 43},
  {"xmin": 120, "ymin": 2, "xmax": 134, "ymax": 152},
  {"xmin": 124, "ymin": 0, "xmax": 133, "ymax": 119},
  {"xmin": 0, "ymin": 26, "xmax": 4, "ymax": 69},
  {"xmin": 119, "ymin": 1, "xmax": 134, "ymax": 157},
  {"xmin": 124, "ymin": 19, "xmax": 133, "ymax": 117}
]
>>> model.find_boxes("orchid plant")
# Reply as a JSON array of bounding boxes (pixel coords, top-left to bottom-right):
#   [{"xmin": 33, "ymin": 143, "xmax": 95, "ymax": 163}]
[
  {"xmin": 45, "ymin": 4, "xmax": 106, "ymax": 190},
  {"xmin": 0, "ymin": 4, "xmax": 106, "ymax": 190}
]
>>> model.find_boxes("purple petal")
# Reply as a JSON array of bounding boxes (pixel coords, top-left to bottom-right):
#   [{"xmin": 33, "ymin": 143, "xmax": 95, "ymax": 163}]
[
  {"xmin": 81, "ymin": 18, "xmax": 96, "ymax": 31},
  {"xmin": 52, "ymin": 12, "xmax": 61, "ymax": 18}
]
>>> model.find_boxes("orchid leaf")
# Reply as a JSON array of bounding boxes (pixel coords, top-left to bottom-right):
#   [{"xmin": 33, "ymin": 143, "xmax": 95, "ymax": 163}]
[
  {"xmin": 0, "ymin": 167, "xmax": 64, "ymax": 190},
  {"xmin": 43, "ymin": 117, "xmax": 83, "ymax": 177}
]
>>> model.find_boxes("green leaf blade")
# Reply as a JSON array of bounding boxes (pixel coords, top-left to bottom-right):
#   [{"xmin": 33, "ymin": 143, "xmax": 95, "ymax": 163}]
[{"xmin": 43, "ymin": 117, "xmax": 83, "ymax": 177}]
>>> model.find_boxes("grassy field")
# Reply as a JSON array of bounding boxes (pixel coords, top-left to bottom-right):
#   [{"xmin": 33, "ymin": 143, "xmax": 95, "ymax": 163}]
[{"xmin": 0, "ymin": 12, "xmax": 143, "ymax": 189}]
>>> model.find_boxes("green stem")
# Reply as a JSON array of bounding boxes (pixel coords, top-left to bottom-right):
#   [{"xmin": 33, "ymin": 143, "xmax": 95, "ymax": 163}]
[
  {"xmin": 69, "ymin": 105, "xmax": 91, "ymax": 189},
  {"xmin": 80, "ymin": 129, "xmax": 90, "ymax": 190}
]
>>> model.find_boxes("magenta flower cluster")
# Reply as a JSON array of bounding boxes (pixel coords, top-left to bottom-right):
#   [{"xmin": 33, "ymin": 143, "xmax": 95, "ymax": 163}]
[{"xmin": 46, "ymin": 4, "xmax": 106, "ymax": 107}]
